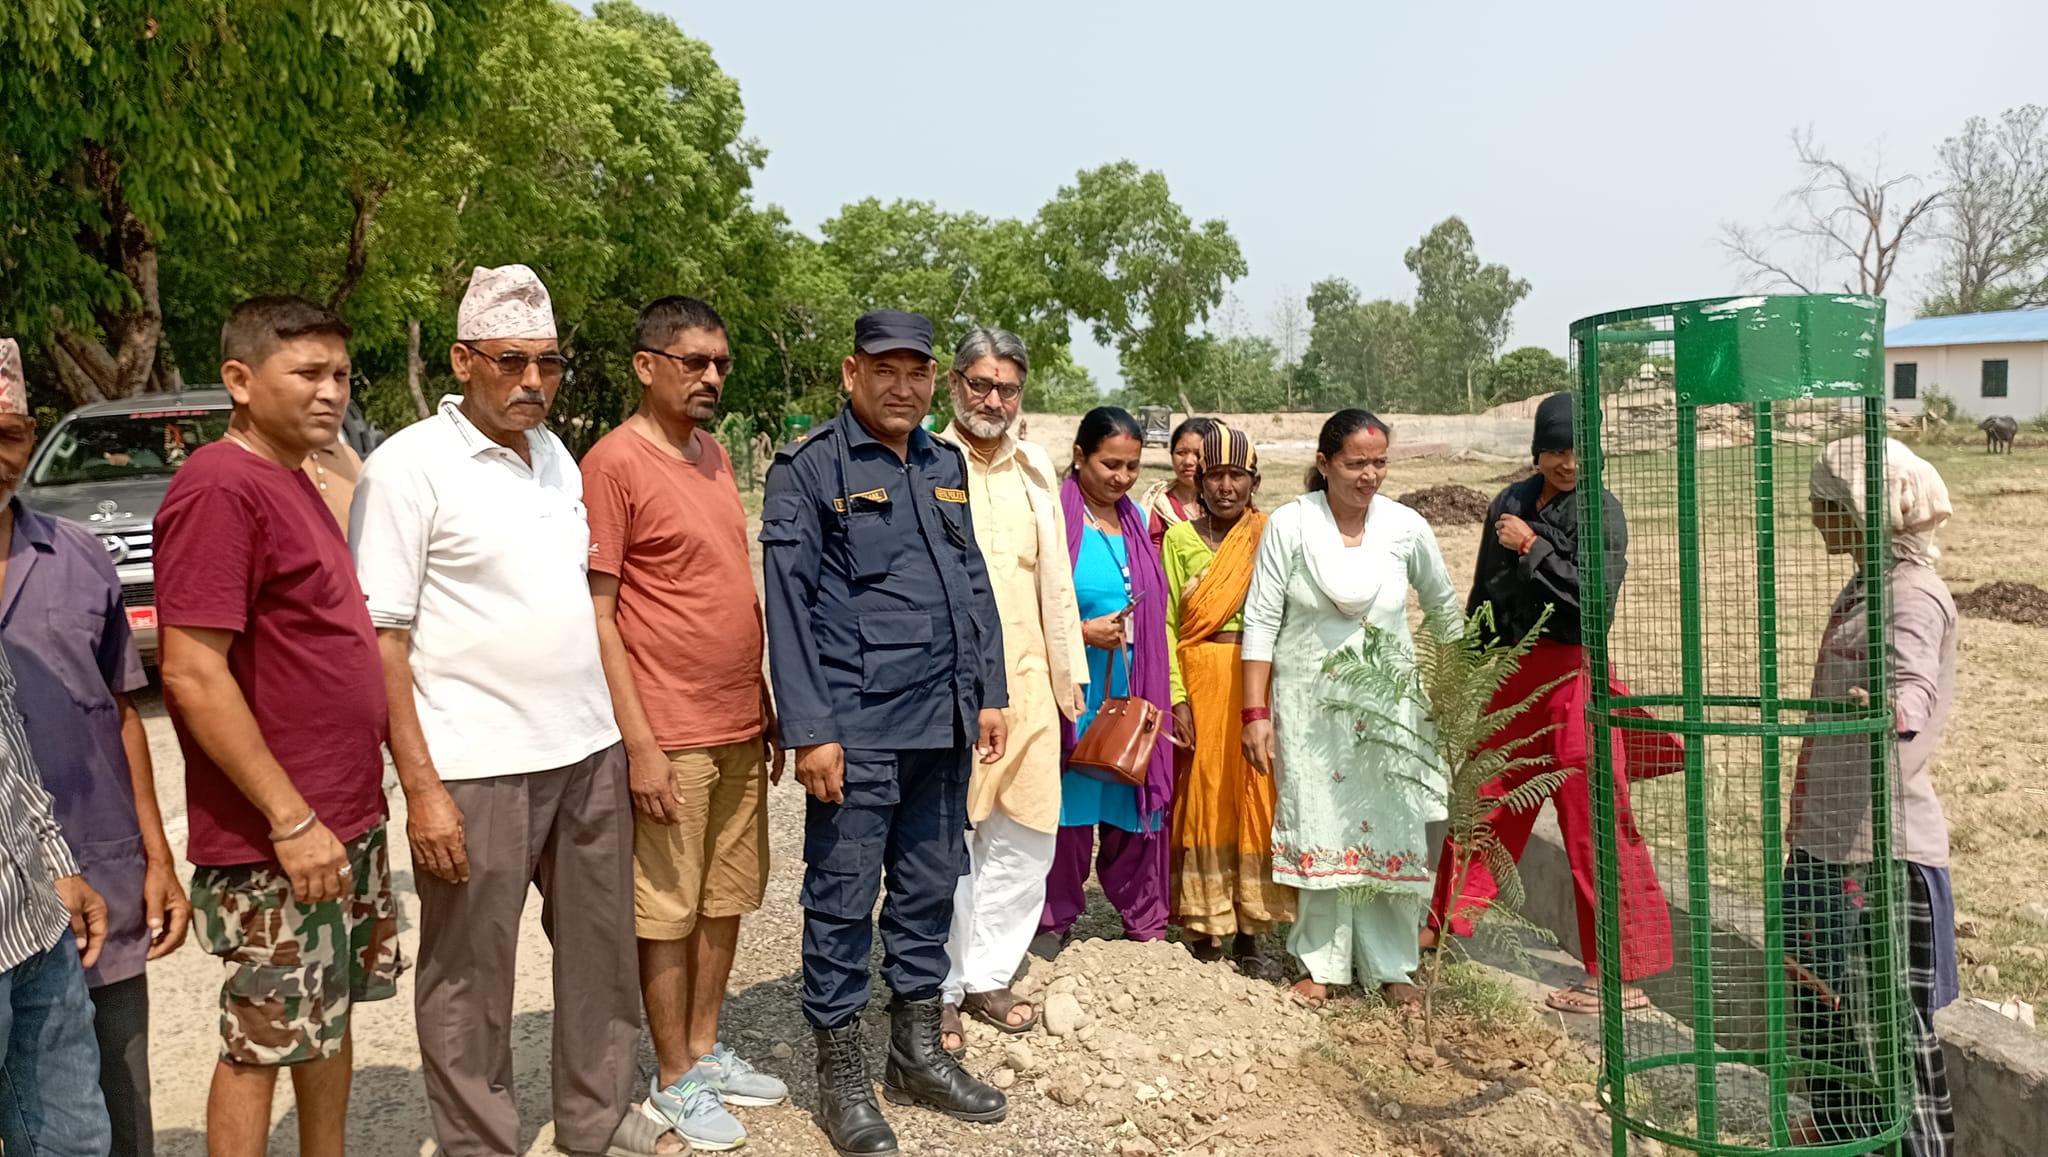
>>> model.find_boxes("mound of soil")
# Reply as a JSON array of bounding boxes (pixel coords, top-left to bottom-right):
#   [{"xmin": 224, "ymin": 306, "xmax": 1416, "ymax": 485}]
[
  {"xmin": 1955, "ymin": 581, "xmax": 2048, "ymax": 627},
  {"xmin": 1399, "ymin": 484, "xmax": 1493, "ymax": 526},
  {"xmin": 1491, "ymin": 464, "xmax": 1539, "ymax": 484},
  {"xmin": 983, "ymin": 937, "xmax": 1623, "ymax": 1156}
]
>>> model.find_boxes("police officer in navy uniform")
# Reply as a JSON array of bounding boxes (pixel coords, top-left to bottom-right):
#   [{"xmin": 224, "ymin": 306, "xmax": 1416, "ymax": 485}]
[{"xmin": 760, "ymin": 309, "xmax": 1011, "ymax": 1156}]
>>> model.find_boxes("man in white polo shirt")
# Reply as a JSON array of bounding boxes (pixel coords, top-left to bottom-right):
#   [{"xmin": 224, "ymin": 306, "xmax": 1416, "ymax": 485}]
[{"xmin": 350, "ymin": 265, "xmax": 677, "ymax": 1157}]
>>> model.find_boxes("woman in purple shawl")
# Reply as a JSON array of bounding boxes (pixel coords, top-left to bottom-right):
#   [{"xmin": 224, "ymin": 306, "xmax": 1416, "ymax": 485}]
[{"xmin": 1033, "ymin": 407, "xmax": 1177, "ymax": 954}]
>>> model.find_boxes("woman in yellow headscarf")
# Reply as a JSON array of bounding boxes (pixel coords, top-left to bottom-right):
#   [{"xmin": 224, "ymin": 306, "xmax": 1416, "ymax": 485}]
[{"xmin": 1163, "ymin": 423, "xmax": 1294, "ymax": 974}]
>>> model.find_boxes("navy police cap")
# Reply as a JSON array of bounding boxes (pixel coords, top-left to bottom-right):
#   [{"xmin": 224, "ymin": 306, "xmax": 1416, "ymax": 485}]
[{"xmin": 853, "ymin": 309, "xmax": 934, "ymax": 359}]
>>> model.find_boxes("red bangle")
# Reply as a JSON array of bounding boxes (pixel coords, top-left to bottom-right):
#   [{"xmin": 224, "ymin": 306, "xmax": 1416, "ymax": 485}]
[{"xmin": 1241, "ymin": 707, "xmax": 1271, "ymax": 723}]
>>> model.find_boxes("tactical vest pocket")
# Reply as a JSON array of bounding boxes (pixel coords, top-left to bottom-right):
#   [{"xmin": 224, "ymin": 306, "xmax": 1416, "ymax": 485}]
[{"xmin": 858, "ymin": 612, "xmax": 934, "ymax": 693}]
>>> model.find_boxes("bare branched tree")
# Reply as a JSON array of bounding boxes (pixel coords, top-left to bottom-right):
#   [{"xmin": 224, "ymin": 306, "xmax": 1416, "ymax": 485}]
[
  {"xmin": 1269, "ymin": 286, "xmax": 1307, "ymax": 368},
  {"xmin": 1925, "ymin": 106, "xmax": 2048, "ymax": 315},
  {"xmin": 1721, "ymin": 128, "xmax": 1943, "ymax": 299}
]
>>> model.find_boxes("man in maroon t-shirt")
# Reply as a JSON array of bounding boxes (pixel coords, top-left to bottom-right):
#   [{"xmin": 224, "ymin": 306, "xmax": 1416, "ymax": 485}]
[{"xmin": 155, "ymin": 296, "xmax": 395, "ymax": 1157}]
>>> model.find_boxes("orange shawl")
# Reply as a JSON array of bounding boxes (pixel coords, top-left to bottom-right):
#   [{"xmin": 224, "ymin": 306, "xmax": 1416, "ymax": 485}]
[{"xmin": 1178, "ymin": 510, "xmax": 1269, "ymax": 646}]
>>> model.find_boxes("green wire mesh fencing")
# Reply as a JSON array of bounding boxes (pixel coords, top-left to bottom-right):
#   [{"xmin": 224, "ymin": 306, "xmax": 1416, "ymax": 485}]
[{"xmin": 1572, "ymin": 295, "xmax": 1910, "ymax": 1156}]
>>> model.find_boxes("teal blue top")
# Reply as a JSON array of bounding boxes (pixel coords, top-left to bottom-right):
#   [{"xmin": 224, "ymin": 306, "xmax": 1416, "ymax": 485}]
[{"xmin": 1060, "ymin": 522, "xmax": 1146, "ymax": 832}]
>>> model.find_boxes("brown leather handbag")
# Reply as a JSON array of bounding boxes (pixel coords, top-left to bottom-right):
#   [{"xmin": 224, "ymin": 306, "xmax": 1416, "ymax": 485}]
[{"xmin": 1067, "ymin": 646, "xmax": 1166, "ymax": 787}]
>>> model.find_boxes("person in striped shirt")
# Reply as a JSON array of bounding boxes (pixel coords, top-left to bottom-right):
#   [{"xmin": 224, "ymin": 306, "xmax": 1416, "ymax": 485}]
[{"xmin": 0, "ymin": 637, "xmax": 113, "ymax": 1157}]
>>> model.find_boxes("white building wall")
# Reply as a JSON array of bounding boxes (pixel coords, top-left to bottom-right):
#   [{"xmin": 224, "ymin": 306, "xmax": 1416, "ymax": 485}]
[{"xmin": 1884, "ymin": 341, "xmax": 2048, "ymax": 419}]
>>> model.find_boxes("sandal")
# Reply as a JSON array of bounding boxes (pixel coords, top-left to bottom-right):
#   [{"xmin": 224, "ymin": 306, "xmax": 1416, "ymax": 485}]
[
  {"xmin": 1185, "ymin": 936, "xmax": 1226, "ymax": 963},
  {"xmin": 941, "ymin": 1002, "xmax": 968, "ymax": 1058},
  {"xmin": 1232, "ymin": 934, "xmax": 1284, "ymax": 982},
  {"xmin": 961, "ymin": 987, "xmax": 1037, "ymax": 1034},
  {"xmin": 1545, "ymin": 979, "xmax": 1650, "ymax": 1015},
  {"xmin": 1028, "ymin": 929, "xmax": 1069, "ymax": 962}
]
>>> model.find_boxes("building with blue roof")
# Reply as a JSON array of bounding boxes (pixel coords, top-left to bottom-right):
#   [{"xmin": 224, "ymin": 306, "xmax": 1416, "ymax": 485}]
[{"xmin": 1885, "ymin": 307, "xmax": 2048, "ymax": 418}]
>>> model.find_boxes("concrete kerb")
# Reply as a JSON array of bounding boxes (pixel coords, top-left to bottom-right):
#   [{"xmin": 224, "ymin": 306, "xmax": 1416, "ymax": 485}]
[{"xmin": 1501, "ymin": 811, "xmax": 2048, "ymax": 1157}]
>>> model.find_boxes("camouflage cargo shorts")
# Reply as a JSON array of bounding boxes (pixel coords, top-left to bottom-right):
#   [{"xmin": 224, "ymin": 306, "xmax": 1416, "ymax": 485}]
[{"xmin": 191, "ymin": 823, "xmax": 405, "ymax": 1066}]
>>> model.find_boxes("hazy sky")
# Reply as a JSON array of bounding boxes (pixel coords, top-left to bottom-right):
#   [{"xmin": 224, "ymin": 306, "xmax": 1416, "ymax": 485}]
[{"xmin": 648, "ymin": 0, "xmax": 2048, "ymax": 388}]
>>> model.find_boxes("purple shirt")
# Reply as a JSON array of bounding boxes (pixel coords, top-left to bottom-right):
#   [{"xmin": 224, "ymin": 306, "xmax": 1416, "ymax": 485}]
[{"xmin": 1, "ymin": 498, "xmax": 150, "ymax": 986}]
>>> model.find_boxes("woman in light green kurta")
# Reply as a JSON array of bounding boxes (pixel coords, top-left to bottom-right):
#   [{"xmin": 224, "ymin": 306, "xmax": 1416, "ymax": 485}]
[{"xmin": 1240, "ymin": 410, "xmax": 1461, "ymax": 1006}]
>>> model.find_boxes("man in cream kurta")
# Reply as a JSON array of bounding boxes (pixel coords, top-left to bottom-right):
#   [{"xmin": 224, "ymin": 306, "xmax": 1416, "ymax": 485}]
[{"xmin": 939, "ymin": 328, "xmax": 1085, "ymax": 1037}]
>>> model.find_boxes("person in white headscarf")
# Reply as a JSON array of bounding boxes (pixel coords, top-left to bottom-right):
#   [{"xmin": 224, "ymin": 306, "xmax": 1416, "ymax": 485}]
[
  {"xmin": 351, "ymin": 266, "xmax": 684, "ymax": 1157},
  {"xmin": 1788, "ymin": 435, "xmax": 1957, "ymax": 1155}
]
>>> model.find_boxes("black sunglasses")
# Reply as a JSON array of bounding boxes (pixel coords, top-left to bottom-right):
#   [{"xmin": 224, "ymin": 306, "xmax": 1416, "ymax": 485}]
[
  {"xmin": 460, "ymin": 342, "xmax": 567, "ymax": 380},
  {"xmin": 638, "ymin": 348, "xmax": 734, "ymax": 378},
  {"xmin": 959, "ymin": 375, "xmax": 1022, "ymax": 402}
]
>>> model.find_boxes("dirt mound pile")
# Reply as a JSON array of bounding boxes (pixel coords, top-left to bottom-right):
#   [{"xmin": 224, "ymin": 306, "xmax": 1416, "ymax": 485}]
[
  {"xmin": 986, "ymin": 939, "xmax": 1332, "ymax": 1138},
  {"xmin": 1956, "ymin": 581, "xmax": 2048, "ymax": 627},
  {"xmin": 1398, "ymin": 485, "xmax": 1493, "ymax": 526},
  {"xmin": 955, "ymin": 938, "xmax": 1633, "ymax": 1156},
  {"xmin": 1491, "ymin": 464, "xmax": 1539, "ymax": 484},
  {"xmin": 948, "ymin": 937, "xmax": 1415, "ymax": 1153}
]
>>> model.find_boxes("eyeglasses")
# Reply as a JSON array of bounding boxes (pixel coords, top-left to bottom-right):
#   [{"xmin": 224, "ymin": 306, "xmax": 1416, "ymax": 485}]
[
  {"xmin": 460, "ymin": 342, "xmax": 567, "ymax": 381},
  {"xmin": 638, "ymin": 348, "xmax": 734, "ymax": 378},
  {"xmin": 959, "ymin": 375, "xmax": 1022, "ymax": 402}
]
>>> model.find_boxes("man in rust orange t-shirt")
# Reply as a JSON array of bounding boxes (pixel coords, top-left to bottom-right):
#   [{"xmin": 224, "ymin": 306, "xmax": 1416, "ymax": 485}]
[{"xmin": 584, "ymin": 295, "xmax": 786, "ymax": 1147}]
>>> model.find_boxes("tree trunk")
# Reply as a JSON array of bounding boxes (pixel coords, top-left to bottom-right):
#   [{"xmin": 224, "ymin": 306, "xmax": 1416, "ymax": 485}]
[
  {"xmin": 405, "ymin": 319, "xmax": 430, "ymax": 419},
  {"xmin": 84, "ymin": 141, "xmax": 165, "ymax": 400},
  {"xmin": 48, "ymin": 141, "xmax": 168, "ymax": 405},
  {"xmin": 153, "ymin": 337, "xmax": 185, "ymax": 392},
  {"xmin": 330, "ymin": 179, "xmax": 389, "ymax": 311}
]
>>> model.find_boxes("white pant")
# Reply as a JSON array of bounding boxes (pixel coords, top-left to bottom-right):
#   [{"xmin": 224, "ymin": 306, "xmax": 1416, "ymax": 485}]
[
  {"xmin": 1289, "ymin": 887, "xmax": 1424, "ymax": 987},
  {"xmin": 943, "ymin": 810, "xmax": 1059, "ymax": 1005}
]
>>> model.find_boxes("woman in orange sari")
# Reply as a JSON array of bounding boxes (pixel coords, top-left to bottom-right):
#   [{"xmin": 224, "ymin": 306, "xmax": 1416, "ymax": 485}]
[{"xmin": 1164, "ymin": 423, "xmax": 1295, "ymax": 975}]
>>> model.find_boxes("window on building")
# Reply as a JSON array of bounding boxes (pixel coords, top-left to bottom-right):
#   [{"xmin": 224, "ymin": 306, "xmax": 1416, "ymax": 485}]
[
  {"xmin": 1893, "ymin": 362, "xmax": 1918, "ymax": 400},
  {"xmin": 1983, "ymin": 359, "xmax": 2010, "ymax": 398}
]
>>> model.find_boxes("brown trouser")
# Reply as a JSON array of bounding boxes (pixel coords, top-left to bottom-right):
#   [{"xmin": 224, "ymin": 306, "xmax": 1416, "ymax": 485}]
[{"xmin": 415, "ymin": 743, "xmax": 639, "ymax": 1156}]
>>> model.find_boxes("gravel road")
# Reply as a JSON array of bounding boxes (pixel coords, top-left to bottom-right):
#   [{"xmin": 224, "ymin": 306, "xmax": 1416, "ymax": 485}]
[{"xmin": 134, "ymin": 690, "xmax": 1131, "ymax": 1156}]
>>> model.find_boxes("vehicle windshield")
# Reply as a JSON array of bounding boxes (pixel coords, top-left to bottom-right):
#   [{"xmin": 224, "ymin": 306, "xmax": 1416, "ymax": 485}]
[{"xmin": 30, "ymin": 409, "xmax": 232, "ymax": 485}]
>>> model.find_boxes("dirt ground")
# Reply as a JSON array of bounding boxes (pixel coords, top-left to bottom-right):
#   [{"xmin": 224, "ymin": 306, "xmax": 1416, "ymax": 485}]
[{"xmin": 132, "ymin": 700, "xmax": 1633, "ymax": 1157}]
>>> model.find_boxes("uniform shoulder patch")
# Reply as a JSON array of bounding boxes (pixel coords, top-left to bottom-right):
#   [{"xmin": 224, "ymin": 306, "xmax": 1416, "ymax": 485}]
[{"xmin": 775, "ymin": 426, "xmax": 832, "ymax": 461}]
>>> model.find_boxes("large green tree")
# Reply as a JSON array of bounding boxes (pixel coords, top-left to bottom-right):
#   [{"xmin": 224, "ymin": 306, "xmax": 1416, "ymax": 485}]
[
  {"xmin": 1038, "ymin": 162, "xmax": 1246, "ymax": 408},
  {"xmin": 152, "ymin": 1, "xmax": 766, "ymax": 444},
  {"xmin": 818, "ymin": 198, "xmax": 1069, "ymax": 370},
  {"xmin": 1476, "ymin": 346, "xmax": 1571, "ymax": 407},
  {"xmin": 1298, "ymin": 279, "xmax": 1425, "ymax": 411},
  {"xmin": 4, "ymin": 5, "xmax": 1259, "ymax": 440},
  {"xmin": 1405, "ymin": 217, "xmax": 1530, "ymax": 411},
  {"xmin": 0, "ymin": 0, "xmax": 482, "ymax": 402}
]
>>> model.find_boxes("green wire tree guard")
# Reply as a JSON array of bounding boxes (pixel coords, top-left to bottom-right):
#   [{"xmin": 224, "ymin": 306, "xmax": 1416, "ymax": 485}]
[{"xmin": 1572, "ymin": 295, "xmax": 1912, "ymax": 1156}]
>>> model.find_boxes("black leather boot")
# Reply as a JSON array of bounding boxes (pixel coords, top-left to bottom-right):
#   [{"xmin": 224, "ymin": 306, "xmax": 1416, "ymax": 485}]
[
  {"xmin": 880, "ymin": 996, "xmax": 1009, "ymax": 1122},
  {"xmin": 813, "ymin": 1023, "xmax": 898, "ymax": 1156}
]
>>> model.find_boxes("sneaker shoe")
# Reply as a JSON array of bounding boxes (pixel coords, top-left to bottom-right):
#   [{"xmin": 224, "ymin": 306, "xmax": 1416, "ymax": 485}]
[
  {"xmin": 709, "ymin": 1043, "xmax": 789, "ymax": 1107},
  {"xmin": 641, "ymin": 1064, "xmax": 746, "ymax": 1151}
]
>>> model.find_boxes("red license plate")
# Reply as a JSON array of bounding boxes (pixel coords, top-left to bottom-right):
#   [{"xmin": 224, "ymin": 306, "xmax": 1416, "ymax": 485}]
[{"xmin": 125, "ymin": 606, "xmax": 158, "ymax": 631}]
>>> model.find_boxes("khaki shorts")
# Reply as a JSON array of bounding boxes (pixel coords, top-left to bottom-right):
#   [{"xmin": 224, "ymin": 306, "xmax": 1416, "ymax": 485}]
[
  {"xmin": 191, "ymin": 824, "xmax": 403, "ymax": 1066},
  {"xmin": 634, "ymin": 741, "xmax": 769, "ymax": 939}
]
